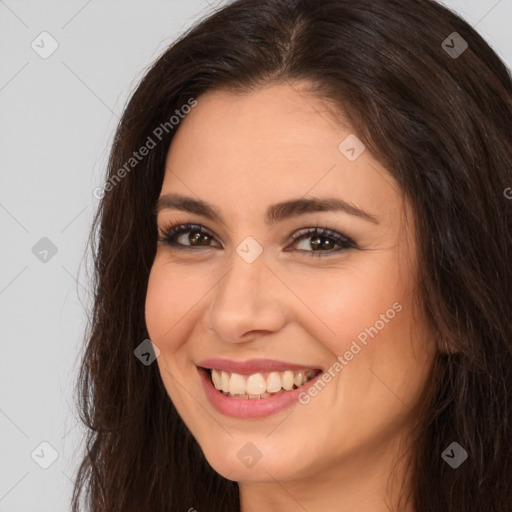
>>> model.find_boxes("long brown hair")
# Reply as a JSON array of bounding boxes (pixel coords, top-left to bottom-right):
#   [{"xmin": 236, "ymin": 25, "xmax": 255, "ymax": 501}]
[{"xmin": 72, "ymin": 1, "xmax": 512, "ymax": 510}]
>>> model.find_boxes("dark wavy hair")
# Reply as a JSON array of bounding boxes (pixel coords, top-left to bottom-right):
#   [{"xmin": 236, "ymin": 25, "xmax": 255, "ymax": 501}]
[{"xmin": 71, "ymin": 0, "xmax": 512, "ymax": 510}]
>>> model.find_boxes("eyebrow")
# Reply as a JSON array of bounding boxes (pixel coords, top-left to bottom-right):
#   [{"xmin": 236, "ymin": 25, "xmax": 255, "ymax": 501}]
[{"xmin": 154, "ymin": 193, "xmax": 379, "ymax": 225}]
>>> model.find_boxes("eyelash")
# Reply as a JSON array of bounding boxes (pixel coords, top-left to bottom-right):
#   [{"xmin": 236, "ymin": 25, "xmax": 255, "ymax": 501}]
[{"xmin": 157, "ymin": 222, "xmax": 356, "ymax": 258}]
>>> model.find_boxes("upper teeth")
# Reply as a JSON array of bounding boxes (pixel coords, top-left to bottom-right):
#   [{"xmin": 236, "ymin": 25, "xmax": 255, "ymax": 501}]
[{"xmin": 211, "ymin": 369, "xmax": 317, "ymax": 396}]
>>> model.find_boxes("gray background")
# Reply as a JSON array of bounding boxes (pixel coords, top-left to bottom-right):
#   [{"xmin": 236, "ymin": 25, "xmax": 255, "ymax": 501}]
[{"xmin": 0, "ymin": 1, "xmax": 510, "ymax": 510}]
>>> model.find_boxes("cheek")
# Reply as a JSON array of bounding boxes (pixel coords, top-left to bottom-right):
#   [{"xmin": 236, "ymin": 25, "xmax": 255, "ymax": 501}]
[
  {"xmin": 145, "ymin": 266, "xmax": 175, "ymax": 342},
  {"xmin": 286, "ymin": 258, "xmax": 407, "ymax": 353},
  {"xmin": 144, "ymin": 258, "xmax": 205, "ymax": 341},
  {"xmin": 311, "ymin": 269, "xmax": 431, "ymax": 432},
  {"xmin": 145, "ymin": 263, "xmax": 199, "ymax": 411}
]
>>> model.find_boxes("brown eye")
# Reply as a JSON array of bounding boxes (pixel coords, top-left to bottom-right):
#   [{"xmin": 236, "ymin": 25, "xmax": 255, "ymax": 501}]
[
  {"xmin": 288, "ymin": 227, "xmax": 355, "ymax": 257},
  {"xmin": 186, "ymin": 231, "xmax": 212, "ymax": 246},
  {"xmin": 158, "ymin": 224, "xmax": 220, "ymax": 249}
]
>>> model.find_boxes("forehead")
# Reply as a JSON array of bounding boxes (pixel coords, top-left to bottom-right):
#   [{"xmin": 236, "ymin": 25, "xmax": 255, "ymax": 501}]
[
  {"xmin": 161, "ymin": 84, "xmax": 403, "ymax": 228},
  {"xmin": 166, "ymin": 84, "xmax": 347, "ymax": 169}
]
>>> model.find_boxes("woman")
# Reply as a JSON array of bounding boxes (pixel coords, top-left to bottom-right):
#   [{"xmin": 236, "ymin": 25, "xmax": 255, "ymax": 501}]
[{"xmin": 72, "ymin": 0, "xmax": 512, "ymax": 511}]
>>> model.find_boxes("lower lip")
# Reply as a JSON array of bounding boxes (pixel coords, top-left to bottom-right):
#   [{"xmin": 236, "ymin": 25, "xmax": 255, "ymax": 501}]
[{"xmin": 198, "ymin": 367, "xmax": 321, "ymax": 419}]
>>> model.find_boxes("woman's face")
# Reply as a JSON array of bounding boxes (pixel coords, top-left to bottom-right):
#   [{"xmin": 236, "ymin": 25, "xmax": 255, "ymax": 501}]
[{"xmin": 145, "ymin": 83, "xmax": 436, "ymax": 485}]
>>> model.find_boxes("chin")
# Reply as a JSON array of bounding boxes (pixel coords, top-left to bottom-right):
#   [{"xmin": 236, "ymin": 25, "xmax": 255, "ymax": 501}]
[{"xmin": 200, "ymin": 440, "xmax": 309, "ymax": 483}]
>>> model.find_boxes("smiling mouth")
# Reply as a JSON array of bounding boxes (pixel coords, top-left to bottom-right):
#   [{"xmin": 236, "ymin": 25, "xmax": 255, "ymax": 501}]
[{"xmin": 208, "ymin": 368, "xmax": 322, "ymax": 399}]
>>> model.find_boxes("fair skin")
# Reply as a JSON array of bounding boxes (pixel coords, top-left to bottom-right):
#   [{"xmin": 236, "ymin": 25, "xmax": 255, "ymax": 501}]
[{"xmin": 145, "ymin": 82, "xmax": 437, "ymax": 512}]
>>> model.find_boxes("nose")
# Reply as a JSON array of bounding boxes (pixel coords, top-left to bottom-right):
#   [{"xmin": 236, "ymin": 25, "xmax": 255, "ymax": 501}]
[{"xmin": 202, "ymin": 249, "xmax": 288, "ymax": 344}]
